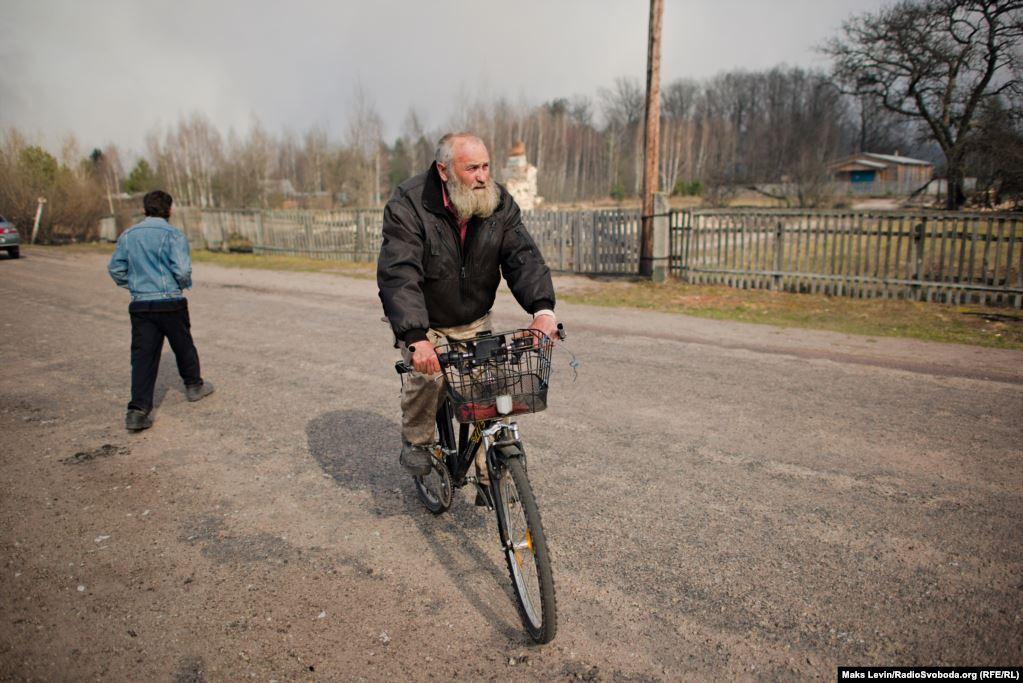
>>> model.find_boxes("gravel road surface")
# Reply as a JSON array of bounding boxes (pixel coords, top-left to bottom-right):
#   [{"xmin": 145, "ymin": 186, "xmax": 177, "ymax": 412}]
[{"xmin": 1, "ymin": 249, "xmax": 1020, "ymax": 681}]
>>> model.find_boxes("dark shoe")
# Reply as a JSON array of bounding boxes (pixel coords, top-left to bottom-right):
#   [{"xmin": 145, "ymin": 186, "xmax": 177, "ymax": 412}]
[
  {"xmin": 125, "ymin": 409, "xmax": 153, "ymax": 432},
  {"xmin": 186, "ymin": 380, "xmax": 215, "ymax": 402},
  {"xmin": 399, "ymin": 442, "xmax": 434, "ymax": 476}
]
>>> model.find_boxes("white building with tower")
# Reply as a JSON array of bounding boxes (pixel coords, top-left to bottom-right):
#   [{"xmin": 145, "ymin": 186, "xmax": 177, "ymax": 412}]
[{"xmin": 501, "ymin": 142, "xmax": 542, "ymax": 211}]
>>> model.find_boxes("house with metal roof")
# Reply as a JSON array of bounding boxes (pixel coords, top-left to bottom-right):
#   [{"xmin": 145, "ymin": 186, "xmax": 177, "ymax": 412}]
[{"xmin": 828, "ymin": 152, "xmax": 934, "ymax": 194}]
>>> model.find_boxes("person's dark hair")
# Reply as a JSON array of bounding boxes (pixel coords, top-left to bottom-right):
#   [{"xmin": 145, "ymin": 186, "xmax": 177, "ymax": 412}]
[{"xmin": 143, "ymin": 190, "xmax": 173, "ymax": 219}]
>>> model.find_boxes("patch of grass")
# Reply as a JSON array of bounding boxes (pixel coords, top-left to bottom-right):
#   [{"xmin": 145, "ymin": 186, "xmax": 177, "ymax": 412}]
[
  {"xmin": 190, "ymin": 250, "xmax": 376, "ymax": 278},
  {"xmin": 48, "ymin": 243, "xmax": 376, "ymax": 278},
  {"xmin": 561, "ymin": 279, "xmax": 1023, "ymax": 349},
  {"xmin": 52, "ymin": 242, "xmax": 116, "ymax": 254}
]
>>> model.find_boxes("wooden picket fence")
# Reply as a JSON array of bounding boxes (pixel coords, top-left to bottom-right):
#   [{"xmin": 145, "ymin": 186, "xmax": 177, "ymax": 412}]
[
  {"xmin": 176, "ymin": 208, "xmax": 384, "ymax": 262},
  {"xmin": 174, "ymin": 206, "xmax": 1023, "ymax": 307},
  {"xmin": 524, "ymin": 208, "xmax": 640, "ymax": 274},
  {"xmin": 670, "ymin": 210, "xmax": 1023, "ymax": 308},
  {"xmin": 176, "ymin": 206, "xmax": 641, "ymax": 275}
]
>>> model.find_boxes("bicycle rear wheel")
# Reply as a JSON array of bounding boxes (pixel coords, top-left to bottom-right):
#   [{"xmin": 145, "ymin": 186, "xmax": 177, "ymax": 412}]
[
  {"xmin": 414, "ymin": 454, "xmax": 452, "ymax": 514},
  {"xmin": 493, "ymin": 457, "xmax": 557, "ymax": 643}
]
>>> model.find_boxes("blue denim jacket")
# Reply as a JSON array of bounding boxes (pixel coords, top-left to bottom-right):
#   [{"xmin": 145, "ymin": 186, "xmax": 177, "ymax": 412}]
[{"xmin": 108, "ymin": 217, "xmax": 192, "ymax": 301}]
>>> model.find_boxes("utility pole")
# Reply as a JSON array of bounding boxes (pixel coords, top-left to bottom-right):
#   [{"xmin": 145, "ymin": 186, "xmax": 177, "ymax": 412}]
[
  {"xmin": 639, "ymin": 0, "xmax": 663, "ymax": 278},
  {"xmin": 31, "ymin": 197, "xmax": 47, "ymax": 244}
]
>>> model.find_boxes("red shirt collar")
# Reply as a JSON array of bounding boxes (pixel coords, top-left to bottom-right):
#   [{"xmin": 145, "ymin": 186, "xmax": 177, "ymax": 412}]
[{"xmin": 440, "ymin": 183, "xmax": 454, "ymax": 214}]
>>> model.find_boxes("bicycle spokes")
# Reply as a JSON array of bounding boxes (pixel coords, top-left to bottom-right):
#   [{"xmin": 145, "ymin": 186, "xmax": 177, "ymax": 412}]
[
  {"xmin": 513, "ymin": 530, "xmax": 533, "ymax": 567},
  {"xmin": 495, "ymin": 459, "xmax": 556, "ymax": 642}
]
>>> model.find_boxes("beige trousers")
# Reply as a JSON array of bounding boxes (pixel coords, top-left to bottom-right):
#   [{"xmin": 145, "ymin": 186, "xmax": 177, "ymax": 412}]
[{"xmin": 400, "ymin": 313, "xmax": 492, "ymax": 477}]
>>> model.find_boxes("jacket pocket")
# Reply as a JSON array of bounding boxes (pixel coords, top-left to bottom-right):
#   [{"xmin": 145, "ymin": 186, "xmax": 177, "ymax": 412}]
[
  {"xmin": 423, "ymin": 234, "xmax": 454, "ymax": 280},
  {"xmin": 470, "ymin": 219, "xmax": 499, "ymax": 275},
  {"xmin": 515, "ymin": 227, "xmax": 544, "ymax": 264},
  {"xmin": 423, "ymin": 221, "xmax": 456, "ymax": 280}
]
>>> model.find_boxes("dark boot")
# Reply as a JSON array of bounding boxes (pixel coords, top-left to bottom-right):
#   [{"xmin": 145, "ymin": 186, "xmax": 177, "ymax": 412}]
[
  {"xmin": 125, "ymin": 409, "xmax": 153, "ymax": 432},
  {"xmin": 185, "ymin": 380, "xmax": 215, "ymax": 402},
  {"xmin": 399, "ymin": 442, "xmax": 433, "ymax": 476}
]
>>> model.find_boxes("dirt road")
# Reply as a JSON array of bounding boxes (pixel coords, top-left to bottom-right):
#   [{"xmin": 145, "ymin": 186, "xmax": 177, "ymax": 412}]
[{"xmin": 1, "ymin": 249, "xmax": 1020, "ymax": 681}]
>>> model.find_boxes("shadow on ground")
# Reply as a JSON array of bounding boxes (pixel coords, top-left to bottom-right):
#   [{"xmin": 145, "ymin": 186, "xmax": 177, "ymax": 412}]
[{"xmin": 306, "ymin": 409, "xmax": 525, "ymax": 641}]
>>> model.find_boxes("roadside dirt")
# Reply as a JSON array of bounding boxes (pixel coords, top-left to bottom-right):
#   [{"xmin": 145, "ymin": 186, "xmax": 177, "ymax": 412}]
[{"xmin": 1, "ymin": 249, "xmax": 1020, "ymax": 681}]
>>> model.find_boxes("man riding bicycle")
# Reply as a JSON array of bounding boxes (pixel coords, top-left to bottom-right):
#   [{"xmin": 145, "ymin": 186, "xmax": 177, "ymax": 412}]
[{"xmin": 377, "ymin": 132, "xmax": 557, "ymax": 481}]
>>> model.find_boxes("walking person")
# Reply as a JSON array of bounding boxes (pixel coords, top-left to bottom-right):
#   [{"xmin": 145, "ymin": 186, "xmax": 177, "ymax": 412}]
[{"xmin": 108, "ymin": 190, "xmax": 213, "ymax": 431}]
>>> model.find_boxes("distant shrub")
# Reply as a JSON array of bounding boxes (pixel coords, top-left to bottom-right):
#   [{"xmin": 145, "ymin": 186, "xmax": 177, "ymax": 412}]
[
  {"xmin": 225, "ymin": 232, "xmax": 253, "ymax": 253},
  {"xmin": 672, "ymin": 179, "xmax": 704, "ymax": 196},
  {"xmin": 609, "ymin": 182, "xmax": 626, "ymax": 201},
  {"xmin": 0, "ymin": 134, "xmax": 106, "ymax": 242}
]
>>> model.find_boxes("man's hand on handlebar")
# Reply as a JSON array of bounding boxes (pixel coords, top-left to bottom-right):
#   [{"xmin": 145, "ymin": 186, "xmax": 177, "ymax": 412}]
[
  {"xmin": 409, "ymin": 339, "xmax": 441, "ymax": 375},
  {"xmin": 529, "ymin": 313, "xmax": 558, "ymax": 340}
]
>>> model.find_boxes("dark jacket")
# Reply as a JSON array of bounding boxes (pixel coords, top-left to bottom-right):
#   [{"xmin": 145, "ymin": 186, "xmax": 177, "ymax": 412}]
[{"xmin": 377, "ymin": 163, "xmax": 555, "ymax": 343}]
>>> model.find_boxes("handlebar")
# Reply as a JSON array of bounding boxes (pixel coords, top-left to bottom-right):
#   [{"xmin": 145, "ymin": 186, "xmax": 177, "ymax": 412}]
[{"xmin": 395, "ymin": 324, "xmax": 566, "ymax": 375}]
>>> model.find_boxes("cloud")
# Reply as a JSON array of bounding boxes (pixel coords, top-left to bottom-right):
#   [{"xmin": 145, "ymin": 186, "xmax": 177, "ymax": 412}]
[{"xmin": 0, "ymin": 0, "xmax": 887, "ymax": 156}]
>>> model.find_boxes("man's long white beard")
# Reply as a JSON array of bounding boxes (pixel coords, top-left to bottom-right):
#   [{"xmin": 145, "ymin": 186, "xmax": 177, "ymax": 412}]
[{"xmin": 447, "ymin": 176, "xmax": 500, "ymax": 220}]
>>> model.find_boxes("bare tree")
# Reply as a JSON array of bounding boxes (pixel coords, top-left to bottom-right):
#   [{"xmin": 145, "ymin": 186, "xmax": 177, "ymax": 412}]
[
  {"xmin": 301, "ymin": 126, "xmax": 329, "ymax": 193},
  {"xmin": 400, "ymin": 108, "xmax": 433, "ymax": 173},
  {"xmin": 660, "ymin": 79, "xmax": 699, "ymax": 194},
  {"xmin": 850, "ymin": 93, "xmax": 918, "ymax": 154},
  {"xmin": 346, "ymin": 84, "xmax": 384, "ymax": 205},
  {"xmin": 824, "ymin": 0, "xmax": 1023, "ymax": 208},
  {"xmin": 965, "ymin": 95, "xmax": 1023, "ymax": 204},
  {"xmin": 600, "ymin": 77, "xmax": 645, "ymax": 196}
]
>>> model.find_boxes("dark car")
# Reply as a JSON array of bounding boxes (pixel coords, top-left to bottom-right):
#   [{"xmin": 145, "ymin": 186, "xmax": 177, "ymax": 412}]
[{"xmin": 0, "ymin": 215, "xmax": 19, "ymax": 259}]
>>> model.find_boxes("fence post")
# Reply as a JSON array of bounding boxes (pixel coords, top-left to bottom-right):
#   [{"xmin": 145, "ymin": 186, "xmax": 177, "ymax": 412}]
[
  {"xmin": 304, "ymin": 212, "xmax": 313, "ymax": 258},
  {"xmin": 772, "ymin": 220, "xmax": 784, "ymax": 290},
  {"xmin": 679, "ymin": 210, "xmax": 691, "ymax": 281},
  {"xmin": 652, "ymin": 193, "xmax": 670, "ymax": 283},
  {"xmin": 256, "ymin": 211, "xmax": 265, "ymax": 255},
  {"xmin": 559, "ymin": 212, "xmax": 566, "ymax": 271},
  {"xmin": 572, "ymin": 215, "xmax": 582, "ymax": 273},
  {"xmin": 356, "ymin": 211, "xmax": 367, "ymax": 262},
  {"xmin": 220, "ymin": 213, "xmax": 229, "ymax": 253},
  {"xmin": 912, "ymin": 217, "xmax": 926, "ymax": 300}
]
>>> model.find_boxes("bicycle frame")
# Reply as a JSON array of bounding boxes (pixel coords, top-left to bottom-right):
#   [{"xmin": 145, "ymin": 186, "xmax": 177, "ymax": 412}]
[
  {"xmin": 402, "ymin": 324, "xmax": 563, "ymax": 643},
  {"xmin": 434, "ymin": 401, "xmax": 522, "ymax": 490}
]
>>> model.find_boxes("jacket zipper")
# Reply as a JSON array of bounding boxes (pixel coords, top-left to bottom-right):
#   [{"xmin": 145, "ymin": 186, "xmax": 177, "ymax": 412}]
[
  {"xmin": 441, "ymin": 214, "xmax": 486, "ymax": 297},
  {"xmin": 443, "ymin": 216, "xmax": 469, "ymax": 297}
]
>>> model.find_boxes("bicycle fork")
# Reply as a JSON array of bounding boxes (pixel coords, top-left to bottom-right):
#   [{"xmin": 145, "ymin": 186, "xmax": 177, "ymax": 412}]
[{"xmin": 480, "ymin": 421, "xmax": 527, "ymax": 551}]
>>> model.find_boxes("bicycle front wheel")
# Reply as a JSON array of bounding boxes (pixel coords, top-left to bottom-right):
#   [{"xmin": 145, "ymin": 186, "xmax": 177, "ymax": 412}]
[{"xmin": 493, "ymin": 457, "xmax": 557, "ymax": 643}]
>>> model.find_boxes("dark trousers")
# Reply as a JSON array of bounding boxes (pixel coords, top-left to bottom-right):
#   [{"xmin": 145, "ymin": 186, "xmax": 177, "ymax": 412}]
[{"xmin": 128, "ymin": 299, "xmax": 201, "ymax": 413}]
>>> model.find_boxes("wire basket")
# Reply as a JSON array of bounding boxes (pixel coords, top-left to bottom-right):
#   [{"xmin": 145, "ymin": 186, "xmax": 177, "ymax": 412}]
[{"xmin": 437, "ymin": 329, "xmax": 553, "ymax": 423}]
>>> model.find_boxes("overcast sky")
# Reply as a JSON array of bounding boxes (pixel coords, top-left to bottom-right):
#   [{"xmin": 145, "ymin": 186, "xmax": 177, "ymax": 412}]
[{"xmin": 1, "ymin": 0, "xmax": 889, "ymax": 158}]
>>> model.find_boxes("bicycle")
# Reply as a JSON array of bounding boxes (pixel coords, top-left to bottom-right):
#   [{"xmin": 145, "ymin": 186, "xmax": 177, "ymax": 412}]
[{"xmin": 395, "ymin": 324, "xmax": 565, "ymax": 644}]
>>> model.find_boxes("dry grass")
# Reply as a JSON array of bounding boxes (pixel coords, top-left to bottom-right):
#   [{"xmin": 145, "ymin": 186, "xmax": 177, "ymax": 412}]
[
  {"xmin": 561, "ymin": 278, "xmax": 1023, "ymax": 349},
  {"xmin": 191, "ymin": 250, "xmax": 377, "ymax": 278},
  {"xmin": 55, "ymin": 243, "xmax": 376, "ymax": 278}
]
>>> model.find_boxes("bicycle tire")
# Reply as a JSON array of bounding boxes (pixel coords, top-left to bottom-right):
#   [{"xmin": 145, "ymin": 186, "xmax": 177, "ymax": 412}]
[
  {"xmin": 414, "ymin": 455, "xmax": 453, "ymax": 514},
  {"xmin": 493, "ymin": 457, "xmax": 557, "ymax": 643}
]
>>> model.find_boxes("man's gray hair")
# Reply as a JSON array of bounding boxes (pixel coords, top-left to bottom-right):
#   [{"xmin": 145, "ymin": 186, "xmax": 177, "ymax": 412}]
[{"xmin": 435, "ymin": 132, "xmax": 485, "ymax": 167}]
